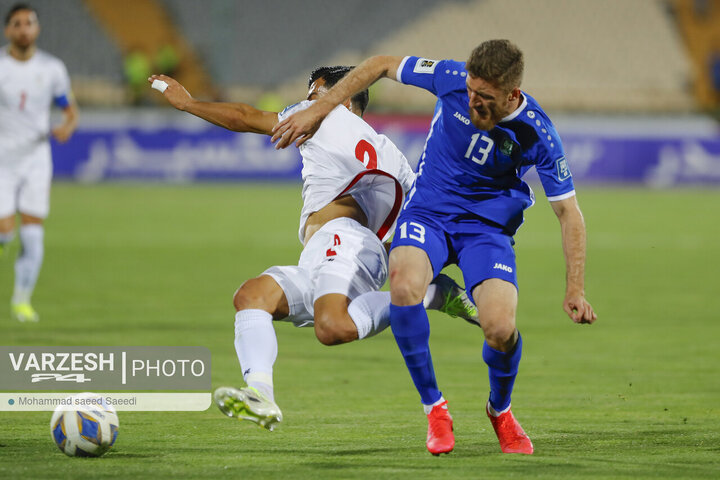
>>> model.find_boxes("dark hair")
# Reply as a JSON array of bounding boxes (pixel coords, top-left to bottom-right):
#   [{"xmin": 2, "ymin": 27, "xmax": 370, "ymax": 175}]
[
  {"xmin": 5, "ymin": 3, "xmax": 37, "ymax": 25},
  {"xmin": 466, "ymin": 39, "xmax": 524, "ymax": 92},
  {"xmin": 308, "ymin": 65, "xmax": 370, "ymax": 114}
]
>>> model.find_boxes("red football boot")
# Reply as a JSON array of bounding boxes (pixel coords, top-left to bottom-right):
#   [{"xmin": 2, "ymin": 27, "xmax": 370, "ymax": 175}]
[
  {"xmin": 486, "ymin": 403, "xmax": 534, "ymax": 454},
  {"xmin": 426, "ymin": 400, "xmax": 454, "ymax": 455}
]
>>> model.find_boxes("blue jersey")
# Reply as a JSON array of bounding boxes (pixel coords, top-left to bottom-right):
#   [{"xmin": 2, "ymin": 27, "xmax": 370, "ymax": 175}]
[{"xmin": 398, "ymin": 56, "xmax": 575, "ymax": 235}]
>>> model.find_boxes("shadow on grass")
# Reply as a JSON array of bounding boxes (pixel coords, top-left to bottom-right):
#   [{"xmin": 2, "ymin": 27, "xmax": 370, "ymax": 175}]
[
  {"xmin": 103, "ymin": 452, "xmax": 156, "ymax": 459},
  {"xmin": 326, "ymin": 447, "xmax": 401, "ymax": 456}
]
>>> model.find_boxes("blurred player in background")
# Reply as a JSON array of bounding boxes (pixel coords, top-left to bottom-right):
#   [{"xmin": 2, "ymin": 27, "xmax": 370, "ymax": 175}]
[
  {"xmin": 149, "ymin": 67, "xmax": 477, "ymax": 431},
  {"xmin": 0, "ymin": 3, "xmax": 78, "ymax": 322},
  {"xmin": 273, "ymin": 40, "xmax": 597, "ymax": 455}
]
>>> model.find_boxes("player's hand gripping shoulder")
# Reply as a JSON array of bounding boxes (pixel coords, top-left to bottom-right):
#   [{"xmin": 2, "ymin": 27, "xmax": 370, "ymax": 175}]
[
  {"xmin": 271, "ymin": 100, "xmax": 331, "ymax": 149},
  {"xmin": 271, "ymin": 55, "xmax": 405, "ymax": 149},
  {"xmin": 148, "ymin": 74, "xmax": 193, "ymax": 111}
]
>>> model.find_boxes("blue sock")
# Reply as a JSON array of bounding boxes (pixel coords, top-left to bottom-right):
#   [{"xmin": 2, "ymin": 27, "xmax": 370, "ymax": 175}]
[
  {"xmin": 482, "ymin": 332, "xmax": 523, "ymax": 412},
  {"xmin": 390, "ymin": 303, "xmax": 442, "ymax": 405}
]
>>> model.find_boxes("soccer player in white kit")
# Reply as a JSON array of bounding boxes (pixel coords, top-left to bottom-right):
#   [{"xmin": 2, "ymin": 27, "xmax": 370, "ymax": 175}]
[
  {"xmin": 149, "ymin": 66, "xmax": 478, "ymax": 430},
  {"xmin": 0, "ymin": 4, "xmax": 78, "ymax": 322}
]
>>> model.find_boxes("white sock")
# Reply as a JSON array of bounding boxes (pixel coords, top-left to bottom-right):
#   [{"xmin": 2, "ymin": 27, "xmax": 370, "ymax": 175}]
[
  {"xmin": 234, "ymin": 309, "xmax": 277, "ymax": 402},
  {"xmin": 348, "ymin": 291, "xmax": 391, "ymax": 339},
  {"xmin": 423, "ymin": 283, "xmax": 442, "ymax": 310},
  {"xmin": 423, "ymin": 396, "xmax": 447, "ymax": 415},
  {"xmin": 13, "ymin": 224, "xmax": 44, "ymax": 305}
]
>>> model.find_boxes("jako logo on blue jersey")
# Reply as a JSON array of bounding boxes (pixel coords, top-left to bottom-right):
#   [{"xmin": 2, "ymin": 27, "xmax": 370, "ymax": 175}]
[
  {"xmin": 493, "ymin": 263, "xmax": 513, "ymax": 273},
  {"xmin": 453, "ymin": 111, "xmax": 471, "ymax": 125}
]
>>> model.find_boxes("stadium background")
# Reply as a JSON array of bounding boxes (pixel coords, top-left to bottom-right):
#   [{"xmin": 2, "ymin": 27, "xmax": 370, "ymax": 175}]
[
  {"xmin": 1, "ymin": 1, "xmax": 719, "ymax": 478},
  {"xmin": 4, "ymin": 0, "xmax": 720, "ymax": 184}
]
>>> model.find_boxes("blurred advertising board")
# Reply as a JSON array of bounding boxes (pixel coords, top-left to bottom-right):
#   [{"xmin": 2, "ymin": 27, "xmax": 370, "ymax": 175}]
[{"xmin": 51, "ymin": 111, "xmax": 720, "ymax": 186}]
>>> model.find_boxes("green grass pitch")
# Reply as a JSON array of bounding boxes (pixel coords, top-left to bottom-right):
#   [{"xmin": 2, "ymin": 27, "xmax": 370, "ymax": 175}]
[{"xmin": 1, "ymin": 183, "xmax": 718, "ymax": 479}]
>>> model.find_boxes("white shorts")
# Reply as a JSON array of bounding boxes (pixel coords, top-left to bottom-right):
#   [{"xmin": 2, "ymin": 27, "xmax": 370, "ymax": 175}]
[
  {"xmin": 0, "ymin": 146, "xmax": 52, "ymax": 219},
  {"xmin": 262, "ymin": 217, "xmax": 388, "ymax": 327}
]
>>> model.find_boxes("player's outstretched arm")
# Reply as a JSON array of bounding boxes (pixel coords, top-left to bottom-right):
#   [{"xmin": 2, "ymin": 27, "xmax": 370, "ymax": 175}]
[
  {"xmin": 550, "ymin": 196, "xmax": 597, "ymax": 325},
  {"xmin": 271, "ymin": 55, "xmax": 405, "ymax": 149},
  {"xmin": 51, "ymin": 99, "xmax": 78, "ymax": 143},
  {"xmin": 148, "ymin": 74, "xmax": 278, "ymax": 135}
]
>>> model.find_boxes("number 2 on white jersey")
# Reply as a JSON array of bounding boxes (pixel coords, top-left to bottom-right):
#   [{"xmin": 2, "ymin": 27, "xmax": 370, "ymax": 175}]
[
  {"xmin": 464, "ymin": 133, "xmax": 494, "ymax": 165},
  {"xmin": 398, "ymin": 221, "xmax": 426, "ymax": 243},
  {"xmin": 355, "ymin": 139, "xmax": 377, "ymax": 169}
]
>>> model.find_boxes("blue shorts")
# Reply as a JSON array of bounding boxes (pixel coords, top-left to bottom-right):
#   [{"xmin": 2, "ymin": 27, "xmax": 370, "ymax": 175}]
[{"xmin": 390, "ymin": 209, "xmax": 518, "ymax": 298}]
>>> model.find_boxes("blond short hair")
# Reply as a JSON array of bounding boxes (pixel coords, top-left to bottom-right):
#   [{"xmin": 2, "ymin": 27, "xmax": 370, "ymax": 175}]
[{"xmin": 466, "ymin": 39, "xmax": 524, "ymax": 92}]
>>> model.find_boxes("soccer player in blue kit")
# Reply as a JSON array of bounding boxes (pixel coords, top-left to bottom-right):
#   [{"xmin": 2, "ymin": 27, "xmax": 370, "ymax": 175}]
[{"xmin": 273, "ymin": 39, "xmax": 597, "ymax": 456}]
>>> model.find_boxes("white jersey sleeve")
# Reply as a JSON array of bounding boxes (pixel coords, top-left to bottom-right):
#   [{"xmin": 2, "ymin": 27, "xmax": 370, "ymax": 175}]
[
  {"xmin": 282, "ymin": 101, "xmax": 416, "ymax": 243},
  {"xmin": 51, "ymin": 58, "xmax": 72, "ymax": 101}
]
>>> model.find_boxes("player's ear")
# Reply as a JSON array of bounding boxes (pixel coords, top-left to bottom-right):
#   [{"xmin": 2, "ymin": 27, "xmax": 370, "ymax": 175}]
[
  {"xmin": 508, "ymin": 87, "xmax": 521, "ymax": 102},
  {"xmin": 342, "ymin": 97, "xmax": 357, "ymax": 115}
]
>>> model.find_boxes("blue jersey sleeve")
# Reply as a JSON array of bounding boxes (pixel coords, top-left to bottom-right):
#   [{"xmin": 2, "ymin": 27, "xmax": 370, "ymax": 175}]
[
  {"xmin": 531, "ymin": 116, "xmax": 575, "ymax": 200},
  {"xmin": 398, "ymin": 56, "xmax": 466, "ymax": 98}
]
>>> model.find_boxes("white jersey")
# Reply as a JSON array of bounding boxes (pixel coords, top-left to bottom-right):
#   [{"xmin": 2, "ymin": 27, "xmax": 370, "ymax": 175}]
[
  {"xmin": 278, "ymin": 101, "xmax": 416, "ymax": 244},
  {"xmin": 0, "ymin": 47, "xmax": 71, "ymax": 161}
]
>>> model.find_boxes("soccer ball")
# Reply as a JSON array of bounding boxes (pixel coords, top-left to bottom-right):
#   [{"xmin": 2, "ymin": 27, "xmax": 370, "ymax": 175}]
[{"xmin": 50, "ymin": 392, "xmax": 119, "ymax": 457}]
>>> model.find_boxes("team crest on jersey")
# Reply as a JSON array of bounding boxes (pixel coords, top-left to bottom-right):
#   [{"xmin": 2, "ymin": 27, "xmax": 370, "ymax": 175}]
[
  {"xmin": 413, "ymin": 58, "xmax": 438, "ymax": 74},
  {"xmin": 500, "ymin": 138, "xmax": 514, "ymax": 156},
  {"xmin": 279, "ymin": 102, "xmax": 301, "ymax": 118},
  {"xmin": 556, "ymin": 156, "xmax": 571, "ymax": 181}
]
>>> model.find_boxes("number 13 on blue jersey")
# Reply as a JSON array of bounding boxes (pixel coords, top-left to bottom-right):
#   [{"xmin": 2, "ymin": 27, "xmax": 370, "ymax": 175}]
[
  {"xmin": 398, "ymin": 221, "xmax": 426, "ymax": 243},
  {"xmin": 465, "ymin": 133, "xmax": 494, "ymax": 165}
]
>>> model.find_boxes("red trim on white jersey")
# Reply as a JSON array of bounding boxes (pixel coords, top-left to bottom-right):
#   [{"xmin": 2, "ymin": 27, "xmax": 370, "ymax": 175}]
[{"xmin": 334, "ymin": 169, "xmax": 404, "ymax": 241}]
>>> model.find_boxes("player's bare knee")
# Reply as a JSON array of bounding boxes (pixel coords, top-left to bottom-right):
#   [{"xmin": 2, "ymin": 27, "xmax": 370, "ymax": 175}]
[
  {"xmin": 389, "ymin": 269, "xmax": 425, "ymax": 305},
  {"xmin": 313, "ymin": 323, "xmax": 345, "ymax": 346},
  {"xmin": 233, "ymin": 277, "xmax": 271, "ymax": 312},
  {"xmin": 482, "ymin": 321, "xmax": 517, "ymax": 351},
  {"xmin": 313, "ymin": 311, "xmax": 357, "ymax": 346},
  {"xmin": 19, "ymin": 213, "xmax": 44, "ymax": 225}
]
